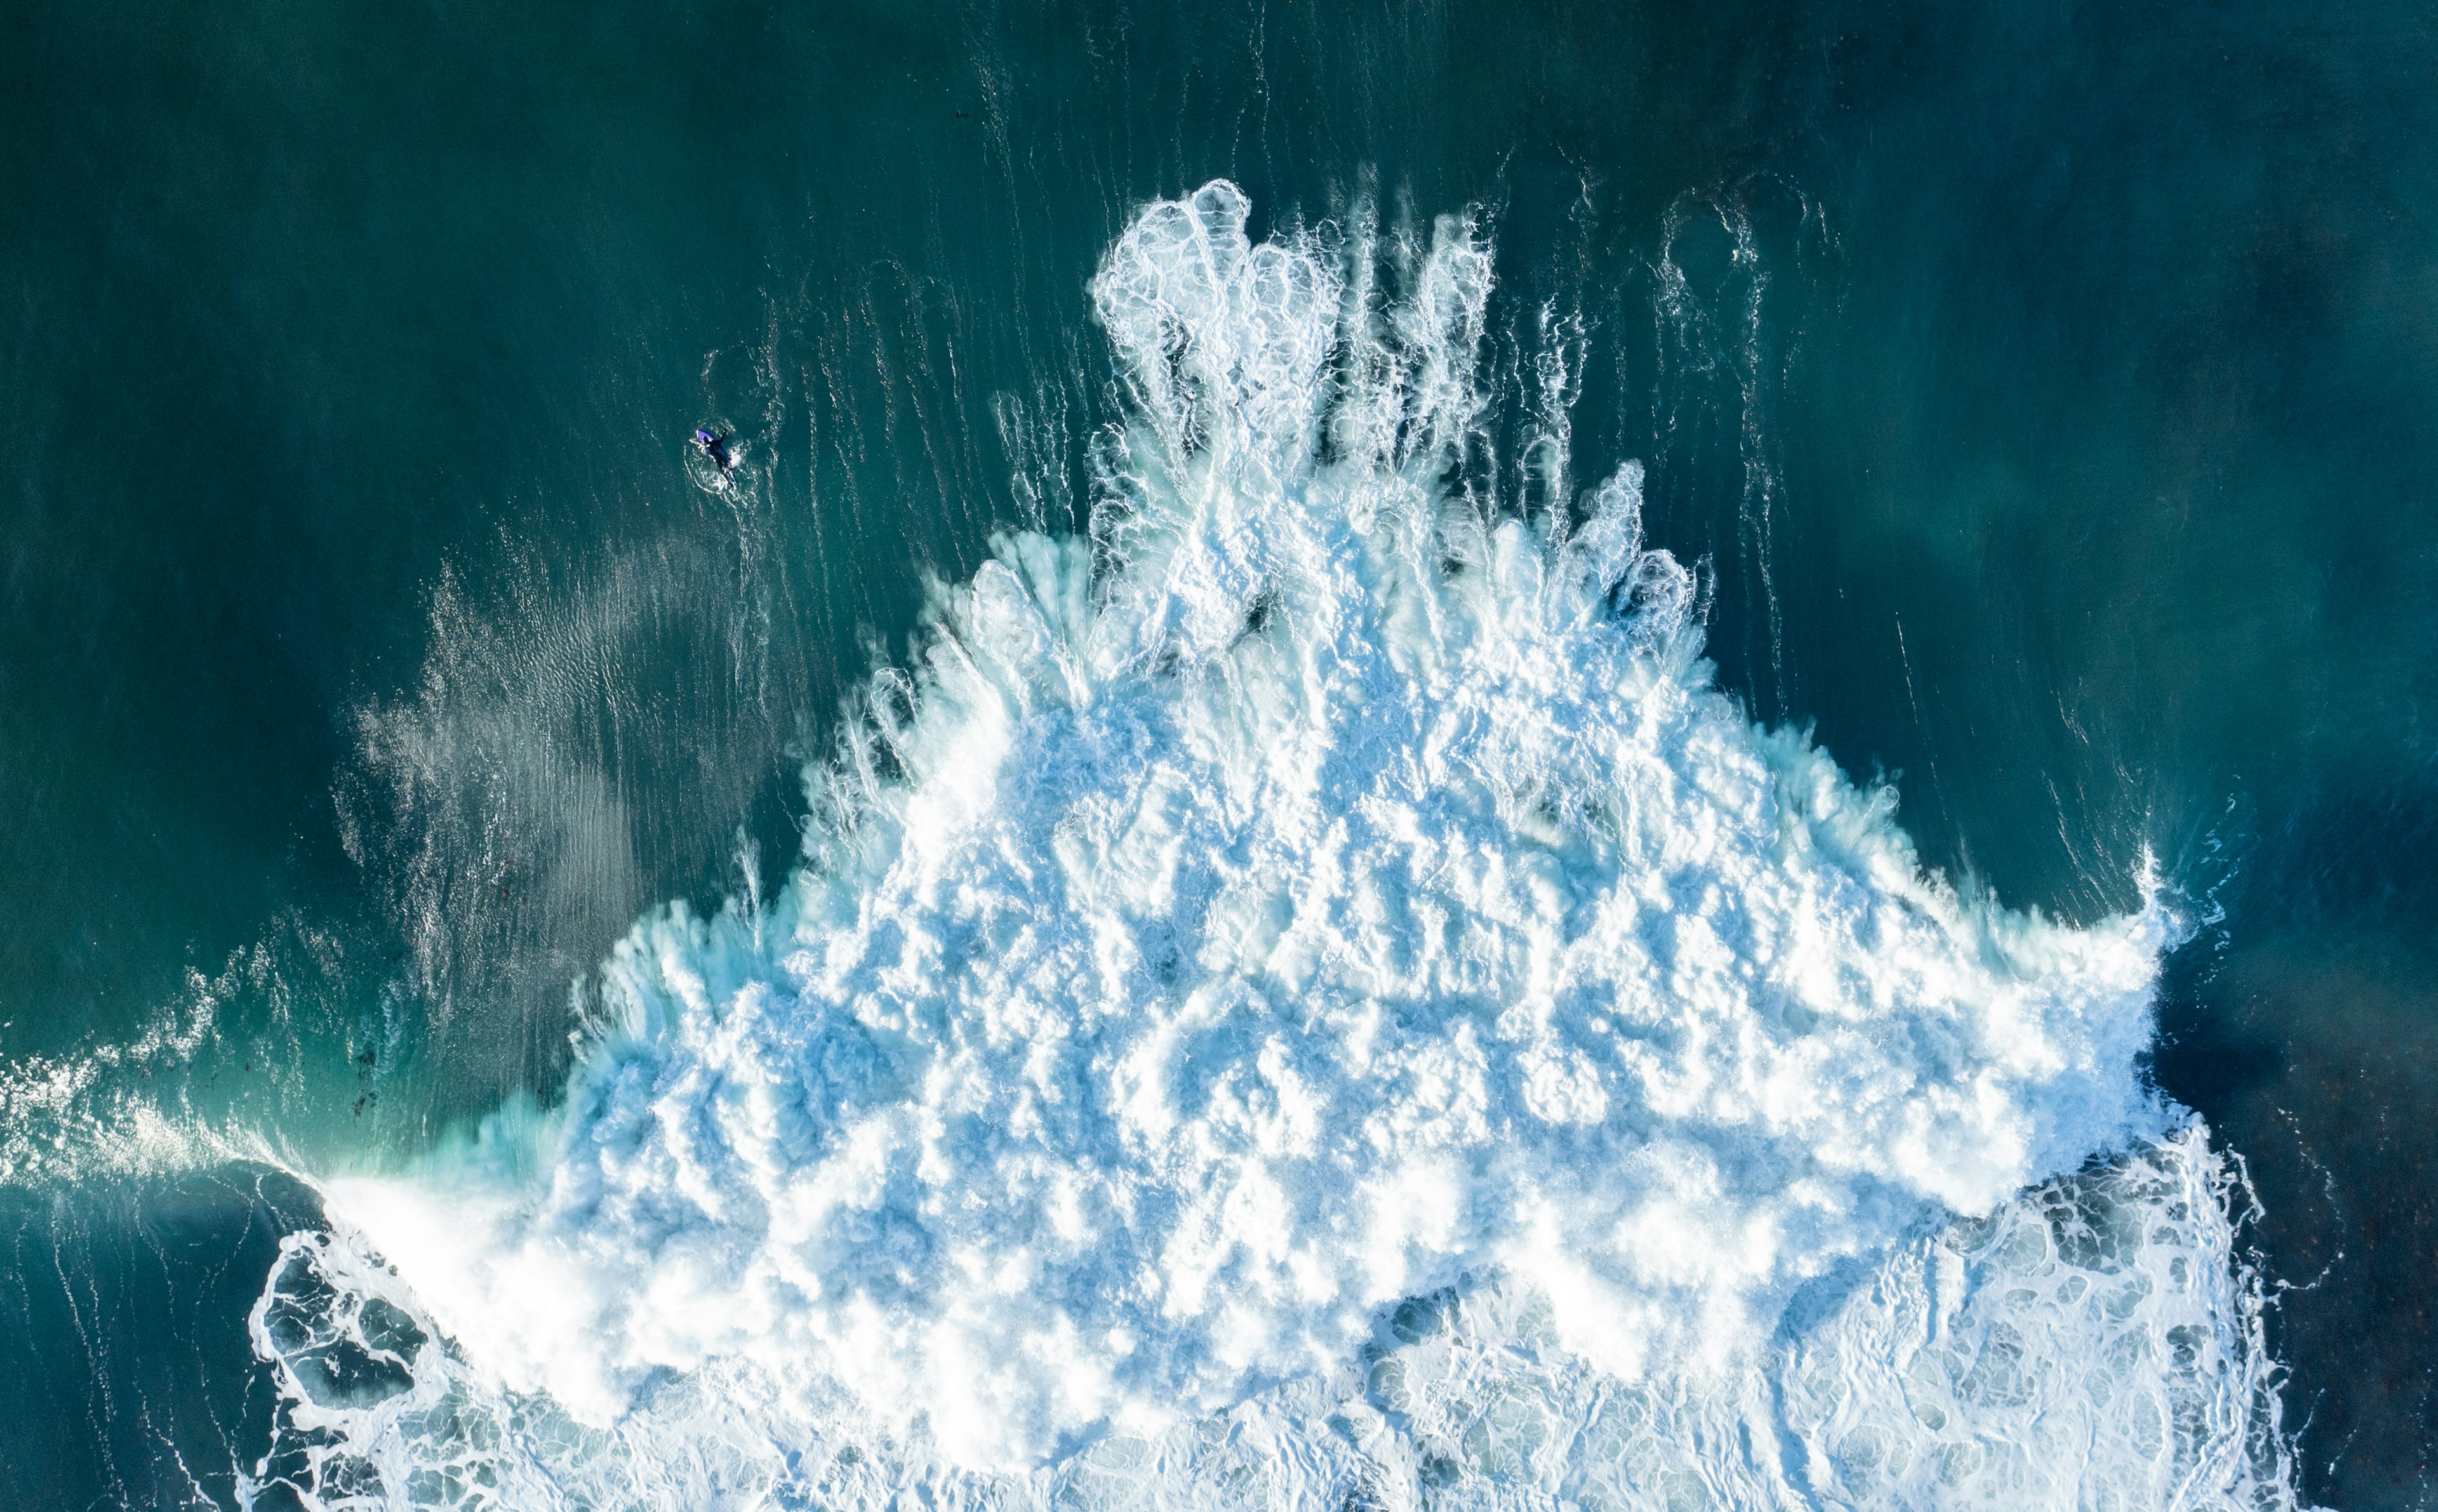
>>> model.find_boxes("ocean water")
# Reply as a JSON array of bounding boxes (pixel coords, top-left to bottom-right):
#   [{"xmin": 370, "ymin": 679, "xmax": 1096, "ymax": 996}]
[{"xmin": 3, "ymin": 1, "xmax": 2434, "ymax": 1508}]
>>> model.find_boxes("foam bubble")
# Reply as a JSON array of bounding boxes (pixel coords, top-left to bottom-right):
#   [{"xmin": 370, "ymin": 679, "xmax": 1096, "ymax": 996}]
[{"xmin": 243, "ymin": 183, "xmax": 2301, "ymax": 1508}]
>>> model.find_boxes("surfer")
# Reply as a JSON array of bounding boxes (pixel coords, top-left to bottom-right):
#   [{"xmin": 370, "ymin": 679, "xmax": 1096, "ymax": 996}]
[{"xmin": 691, "ymin": 427, "xmax": 733, "ymax": 472}]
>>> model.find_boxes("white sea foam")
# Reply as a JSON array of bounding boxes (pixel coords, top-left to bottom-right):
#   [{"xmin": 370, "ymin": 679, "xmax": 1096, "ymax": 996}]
[{"xmin": 243, "ymin": 183, "xmax": 2301, "ymax": 1509}]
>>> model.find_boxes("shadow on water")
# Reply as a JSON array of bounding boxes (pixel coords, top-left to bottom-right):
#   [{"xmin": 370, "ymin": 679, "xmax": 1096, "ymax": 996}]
[{"xmin": 2154, "ymin": 781, "xmax": 2438, "ymax": 1504}]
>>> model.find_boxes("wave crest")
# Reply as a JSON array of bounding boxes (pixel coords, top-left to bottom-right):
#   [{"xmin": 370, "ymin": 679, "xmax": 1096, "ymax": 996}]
[{"xmin": 244, "ymin": 183, "xmax": 2289, "ymax": 1508}]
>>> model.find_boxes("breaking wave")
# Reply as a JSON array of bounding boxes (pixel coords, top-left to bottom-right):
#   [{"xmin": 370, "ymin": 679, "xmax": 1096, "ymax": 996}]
[{"xmin": 242, "ymin": 183, "xmax": 2301, "ymax": 1509}]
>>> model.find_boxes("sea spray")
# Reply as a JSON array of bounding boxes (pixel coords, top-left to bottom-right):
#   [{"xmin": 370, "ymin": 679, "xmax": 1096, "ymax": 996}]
[{"xmin": 243, "ymin": 183, "xmax": 2298, "ymax": 1509}]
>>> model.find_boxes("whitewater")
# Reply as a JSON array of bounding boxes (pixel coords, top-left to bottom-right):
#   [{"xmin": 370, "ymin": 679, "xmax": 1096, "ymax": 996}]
[{"xmin": 241, "ymin": 183, "xmax": 2301, "ymax": 1509}]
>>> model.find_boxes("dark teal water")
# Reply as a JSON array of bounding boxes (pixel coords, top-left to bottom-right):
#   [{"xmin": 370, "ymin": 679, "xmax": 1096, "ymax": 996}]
[{"xmin": 4, "ymin": 0, "xmax": 2435, "ymax": 1504}]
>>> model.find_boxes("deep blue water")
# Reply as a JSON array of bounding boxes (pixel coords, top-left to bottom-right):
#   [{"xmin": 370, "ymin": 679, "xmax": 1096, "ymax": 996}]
[{"xmin": 4, "ymin": 0, "xmax": 2437, "ymax": 1504}]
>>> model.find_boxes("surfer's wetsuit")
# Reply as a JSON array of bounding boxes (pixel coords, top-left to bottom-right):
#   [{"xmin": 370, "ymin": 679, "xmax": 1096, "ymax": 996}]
[{"xmin": 693, "ymin": 428, "xmax": 733, "ymax": 470}]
